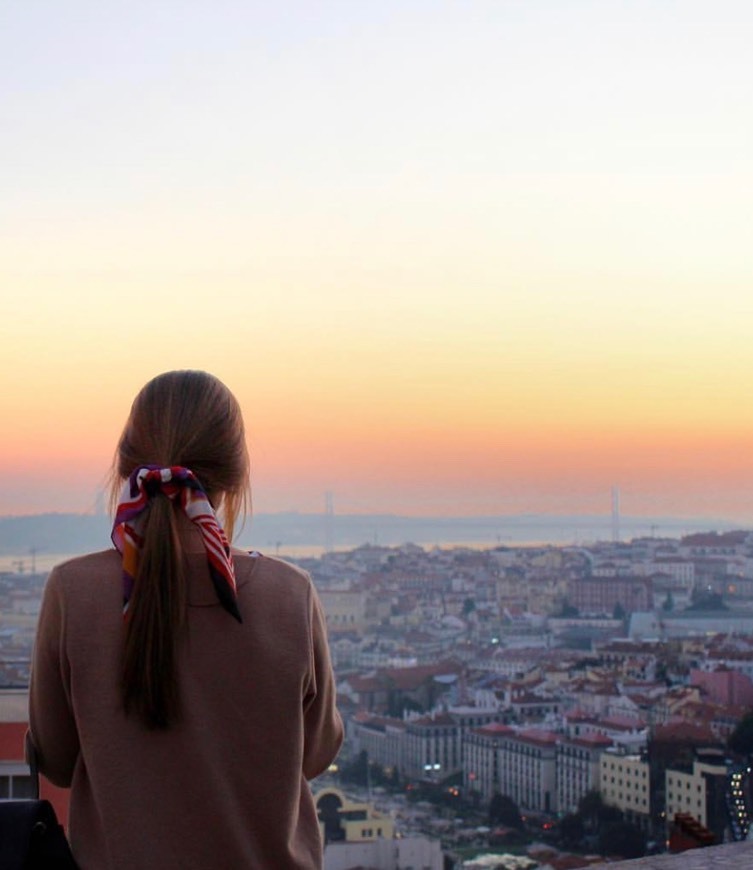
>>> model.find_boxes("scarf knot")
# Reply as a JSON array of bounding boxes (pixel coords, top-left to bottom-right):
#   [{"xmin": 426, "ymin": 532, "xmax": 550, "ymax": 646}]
[{"xmin": 111, "ymin": 465, "xmax": 242, "ymax": 623}]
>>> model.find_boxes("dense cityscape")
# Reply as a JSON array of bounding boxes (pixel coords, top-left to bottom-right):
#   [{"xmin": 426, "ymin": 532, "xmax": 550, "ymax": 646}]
[
  {"xmin": 5, "ymin": 1, "xmax": 753, "ymax": 866},
  {"xmin": 3, "ymin": 530, "xmax": 753, "ymax": 867}
]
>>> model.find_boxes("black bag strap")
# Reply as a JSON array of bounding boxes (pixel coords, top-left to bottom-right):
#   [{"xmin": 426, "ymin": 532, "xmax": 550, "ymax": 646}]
[
  {"xmin": 0, "ymin": 734, "xmax": 79, "ymax": 869},
  {"xmin": 25, "ymin": 731, "xmax": 40, "ymax": 800}
]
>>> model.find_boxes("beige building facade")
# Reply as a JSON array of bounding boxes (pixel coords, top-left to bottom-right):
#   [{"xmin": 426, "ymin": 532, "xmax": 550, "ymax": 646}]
[
  {"xmin": 665, "ymin": 757, "xmax": 727, "ymax": 830},
  {"xmin": 600, "ymin": 750, "xmax": 651, "ymax": 829}
]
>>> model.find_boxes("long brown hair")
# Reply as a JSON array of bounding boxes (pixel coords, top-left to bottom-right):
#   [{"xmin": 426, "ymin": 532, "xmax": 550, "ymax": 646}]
[{"xmin": 112, "ymin": 370, "xmax": 250, "ymax": 729}]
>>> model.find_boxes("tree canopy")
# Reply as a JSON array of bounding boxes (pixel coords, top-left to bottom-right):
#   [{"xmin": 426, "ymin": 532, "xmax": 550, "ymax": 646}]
[
  {"xmin": 599, "ymin": 821, "xmax": 646, "ymax": 859},
  {"xmin": 558, "ymin": 813, "xmax": 584, "ymax": 848},
  {"xmin": 488, "ymin": 793, "xmax": 524, "ymax": 830},
  {"xmin": 728, "ymin": 710, "xmax": 753, "ymax": 757}
]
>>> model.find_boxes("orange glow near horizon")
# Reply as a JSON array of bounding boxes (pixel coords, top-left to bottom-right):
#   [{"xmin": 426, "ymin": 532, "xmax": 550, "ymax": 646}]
[
  {"xmin": 3, "ymin": 292, "xmax": 753, "ymax": 523},
  {"xmin": 3, "ymin": 378, "xmax": 753, "ymax": 519}
]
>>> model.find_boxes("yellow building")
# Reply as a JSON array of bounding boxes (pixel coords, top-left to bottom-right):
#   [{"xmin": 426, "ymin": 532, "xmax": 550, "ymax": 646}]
[
  {"xmin": 318, "ymin": 590, "xmax": 367, "ymax": 633},
  {"xmin": 314, "ymin": 788, "xmax": 394, "ymax": 843},
  {"xmin": 666, "ymin": 756, "xmax": 727, "ymax": 831},
  {"xmin": 527, "ymin": 576, "xmax": 569, "ymax": 615}
]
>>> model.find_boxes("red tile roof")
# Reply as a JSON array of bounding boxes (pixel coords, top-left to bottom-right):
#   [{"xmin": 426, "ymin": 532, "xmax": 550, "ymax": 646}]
[
  {"xmin": 348, "ymin": 675, "xmax": 385, "ymax": 693},
  {"xmin": 0, "ymin": 721, "xmax": 26, "ymax": 760},
  {"xmin": 474, "ymin": 722, "xmax": 516, "ymax": 737},
  {"xmin": 382, "ymin": 661, "xmax": 461, "ymax": 690},
  {"xmin": 517, "ymin": 728, "xmax": 559, "ymax": 747},
  {"xmin": 568, "ymin": 733, "xmax": 613, "ymax": 749},
  {"xmin": 410, "ymin": 712, "xmax": 456, "ymax": 728},
  {"xmin": 652, "ymin": 721, "xmax": 719, "ymax": 744},
  {"xmin": 601, "ymin": 715, "xmax": 646, "ymax": 730}
]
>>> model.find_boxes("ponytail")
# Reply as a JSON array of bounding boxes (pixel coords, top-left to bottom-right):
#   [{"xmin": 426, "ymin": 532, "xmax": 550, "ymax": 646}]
[
  {"xmin": 111, "ymin": 371, "xmax": 250, "ymax": 731},
  {"xmin": 121, "ymin": 495, "xmax": 186, "ymax": 729}
]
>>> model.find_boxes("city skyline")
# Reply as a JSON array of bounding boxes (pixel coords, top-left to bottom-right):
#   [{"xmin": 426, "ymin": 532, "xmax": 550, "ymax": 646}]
[{"xmin": 2, "ymin": 2, "xmax": 753, "ymax": 521}]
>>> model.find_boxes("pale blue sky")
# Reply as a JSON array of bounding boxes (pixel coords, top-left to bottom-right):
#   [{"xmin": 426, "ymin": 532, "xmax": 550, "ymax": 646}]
[{"xmin": 2, "ymin": 2, "xmax": 753, "ymax": 519}]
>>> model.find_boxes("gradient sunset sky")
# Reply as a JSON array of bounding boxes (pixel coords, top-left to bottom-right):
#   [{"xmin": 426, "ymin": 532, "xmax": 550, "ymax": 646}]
[{"xmin": 2, "ymin": 1, "xmax": 753, "ymax": 521}]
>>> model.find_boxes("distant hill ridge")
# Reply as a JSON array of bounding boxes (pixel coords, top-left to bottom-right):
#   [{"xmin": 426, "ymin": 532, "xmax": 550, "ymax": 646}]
[{"xmin": 0, "ymin": 511, "xmax": 744, "ymax": 555}]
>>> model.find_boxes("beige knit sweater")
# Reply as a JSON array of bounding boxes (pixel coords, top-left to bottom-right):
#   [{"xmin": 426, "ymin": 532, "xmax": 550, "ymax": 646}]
[{"xmin": 29, "ymin": 547, "xmax": 343, "ymax": 869}]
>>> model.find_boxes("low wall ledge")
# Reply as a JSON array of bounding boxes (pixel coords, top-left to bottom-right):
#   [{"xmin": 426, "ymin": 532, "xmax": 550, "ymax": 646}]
[{"xmin": 599, "ymin": 839, "xmax": 753, "ymax": 869}]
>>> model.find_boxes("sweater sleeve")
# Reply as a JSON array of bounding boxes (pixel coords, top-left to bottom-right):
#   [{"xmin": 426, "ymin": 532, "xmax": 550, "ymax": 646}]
[
  {"xmin": 302, "ymin": 583, "xmax": 343, "ymax": 780},
  {"xmin": 28, "ymin": 567, "xmax": 80, "ymax": 787}
]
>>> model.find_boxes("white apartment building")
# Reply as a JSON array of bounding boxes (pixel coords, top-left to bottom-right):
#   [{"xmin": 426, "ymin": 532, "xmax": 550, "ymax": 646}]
[
  {"xmin": 463, "ymin": 724, "xmax": 557, "ymax": 814},
  {"xmin": 350, "ymin": 714, "xmax": 406, "ymax": 773},
  {"xmin": 646, "ymin": 558, "xmax": 695, "ymax": 589},
  {"xmin": 556, "ymin": 733, "xmax": 612, "ymax": 816},
  {"xmin": 352, "ymin": 706, "xmax": 499, "ymax": 782},
  {"xmin": 463, "ymin": 723, "xmax": 511, "ymax": 803},
  {"xmin": 499, "ymin": 728, "xmax": 558, "ymax": 814},
  {"xmin": 403, "ymin": 713, "xmax": 460, "ymax": 780}
]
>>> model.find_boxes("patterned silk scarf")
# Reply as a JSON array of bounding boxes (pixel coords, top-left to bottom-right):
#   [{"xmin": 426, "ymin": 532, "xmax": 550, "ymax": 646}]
[{"xmin": 111, "ymin": 465, "xmax": 242, "ymax": 623}]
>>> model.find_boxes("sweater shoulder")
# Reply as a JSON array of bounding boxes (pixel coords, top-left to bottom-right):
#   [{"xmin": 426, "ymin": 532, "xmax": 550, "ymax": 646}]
[
  {"xmin": 47, "ymin": 549, "xmax": 120, "ymax": 588},
  {"xmin": 42, "ymin": 550, "xmax": 122, "ymax": 619},
  {"xmin": 247, "ymin": 553, "xmax": 312, "ymax": 588},
  {"xmin": 233, "ymin": 552, "xmax": 314, "ymax": 607},
  {"xmin": 52, "ymin": 549, "xmax": 120, "ymax": 571}
]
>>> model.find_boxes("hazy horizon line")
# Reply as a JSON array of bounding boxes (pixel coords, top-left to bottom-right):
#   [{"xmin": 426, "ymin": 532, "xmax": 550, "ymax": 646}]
[{"xmin": 0, "ymin": 509, "xmax": 748, "ymax": 527}]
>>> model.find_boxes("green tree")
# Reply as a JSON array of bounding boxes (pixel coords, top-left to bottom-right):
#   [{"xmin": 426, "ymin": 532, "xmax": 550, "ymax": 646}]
[
  {"xmin": 689, "ymin": 589, "xmax": 727, "ymax": 610},
  {"xmin": 577, "ymin": 790, "xmax": 622, "ymax": 832},
  {"xmin": 558, "ymin": 813, "xmax": 584, "ymax": 848},
  {"xmin": 578, "ymin": 789, "xmax": 604, "ymax": 827},
  {"xmin": 613, "ymin": 601, "xmax": 626, "ymax": 621},
  {"xmin": 728, "ymin": 710, "xmax": 753, "ymax": 757},
  {"xmin": 662, "ymin": 591, "xmax": 674, "ymax": 612},
  {"xmin": 598, "ymin": 821, "xmax": 646, "ymax": 859},
  {"xmin": 488, "ymin": 793, "xmax": 524, "ymax": 830},
  {"xmin": 559, "ymin": 599, "xmax": 580, "ymax": 618},
  {"xmin": 340, "ymin": 750, "xmax": 369, "ymax": 787}
]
